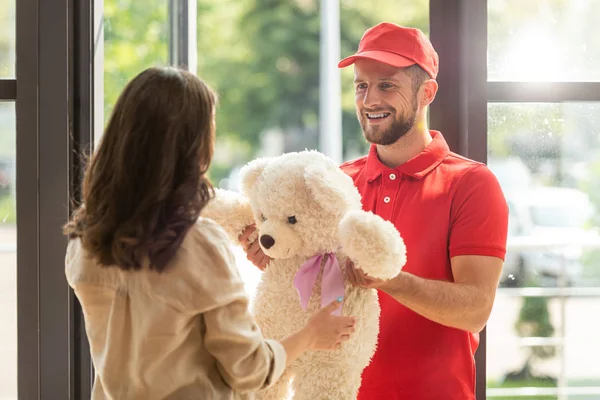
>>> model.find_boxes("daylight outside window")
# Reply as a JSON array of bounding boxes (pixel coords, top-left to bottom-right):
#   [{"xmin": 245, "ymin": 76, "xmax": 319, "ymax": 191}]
[
  {"xmin": 486, "ymin": 0, "xmax": 600, "ymax": 398},
  {"xmin": 0, "ymin": 0, "xmax": 17, "ymax": 397}
]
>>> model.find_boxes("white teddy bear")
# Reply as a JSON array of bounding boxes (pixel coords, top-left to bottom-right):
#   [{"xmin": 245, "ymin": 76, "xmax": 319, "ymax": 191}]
[{"xmin": 203, "ymin": 150, "xmax": 407, "ymax": 400}]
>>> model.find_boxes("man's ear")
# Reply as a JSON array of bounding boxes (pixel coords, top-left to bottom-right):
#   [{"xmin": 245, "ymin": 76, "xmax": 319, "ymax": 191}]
[
  {"xmin": 239, "ymin": 157, "xmax": 272, "ymax": 197},
  {"xmin": 419, "ymin": 79, "xmax": 438, "ymax": 107},
  {"xmin": 303, "ymin": 158, "xmax": 361, "ymax": 215}
]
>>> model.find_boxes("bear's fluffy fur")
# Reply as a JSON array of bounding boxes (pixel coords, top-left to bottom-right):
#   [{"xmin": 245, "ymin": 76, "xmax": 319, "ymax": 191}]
[{"xmin": 202, "ymin": 150, "xmax": 407, "ymax": 399}]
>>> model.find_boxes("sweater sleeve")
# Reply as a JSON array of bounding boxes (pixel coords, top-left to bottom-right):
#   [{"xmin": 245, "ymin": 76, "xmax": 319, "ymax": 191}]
[{"xmin": 185, "ymin": 219, "xmax": 287, "ymax": 393}]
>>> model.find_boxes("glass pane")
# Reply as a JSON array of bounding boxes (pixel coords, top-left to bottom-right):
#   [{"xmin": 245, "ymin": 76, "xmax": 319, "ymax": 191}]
[
  {"xmin": 201, "ymin": 0, "xmax": 428, "ymax": 190},
  {"xmin": 103, "ymin": 0, "xmax": 169, "ymax": 121},
  {"xmin": 0, "ymin": 101, "xmax": 16, "ymax": 398},
  {"xmin": 0, "ymin": 0, "xmax": 16, "ymax": 77},
  {"xmin": 487, "ymin": 103, "xmax": 600, "ymax": 398},
  {"xmin": 196, "ymin": 0, "xmax": 429, "ymax": 293},
  {"xmin": 488, "ymin": 0, "xmax": 600, "ymax": 82}
]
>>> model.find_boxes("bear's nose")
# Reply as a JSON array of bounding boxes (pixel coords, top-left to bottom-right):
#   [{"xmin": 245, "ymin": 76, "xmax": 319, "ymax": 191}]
[{"xmin": 260, "ymin": 235, "xmax": 275, "ymax": 249}]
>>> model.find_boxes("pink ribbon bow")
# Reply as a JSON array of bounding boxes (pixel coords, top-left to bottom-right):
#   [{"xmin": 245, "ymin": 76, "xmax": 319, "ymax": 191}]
[{"xmin": 293, "ymin": 253, "xmax": 345, "ymax": 316}]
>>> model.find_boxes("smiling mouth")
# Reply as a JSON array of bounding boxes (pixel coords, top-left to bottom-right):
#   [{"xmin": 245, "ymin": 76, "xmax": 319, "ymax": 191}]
[{"xmin": 366, "ymin": 112, "xmax": 391, "ymax": 120}]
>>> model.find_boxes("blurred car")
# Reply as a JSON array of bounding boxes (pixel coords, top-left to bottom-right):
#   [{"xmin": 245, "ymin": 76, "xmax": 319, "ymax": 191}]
[
  {"xmin": 501, "ymin": 186, "xmax": 600, "ymax": 287},
  {"xmin": 487, "ymin": 157, "xmax": 533, "ymax": 190}
]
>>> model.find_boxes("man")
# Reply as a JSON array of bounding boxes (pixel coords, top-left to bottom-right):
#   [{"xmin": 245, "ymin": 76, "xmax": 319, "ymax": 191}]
[{"xmin": 240, "ymin": 22, "xmax": 508, "ymax": 400}]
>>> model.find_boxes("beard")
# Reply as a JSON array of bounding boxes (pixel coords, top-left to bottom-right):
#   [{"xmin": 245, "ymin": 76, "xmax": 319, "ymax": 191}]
[{"xmin": 358, "ymin": 98, "xmax": 418, "ymax": 146}]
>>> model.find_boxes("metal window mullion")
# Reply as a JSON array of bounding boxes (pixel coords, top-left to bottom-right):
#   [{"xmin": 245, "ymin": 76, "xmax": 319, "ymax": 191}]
[
  {"xmin": 168, "ymin": 0, "xmax": 197, "ymax": 74},
  {"xmin": 429, "ymin": 0, "xmax": 462, "ymax": 151},
  {"xmin": 93, "ymin": 0, "xmax": 104, "ymax": 147},
  {"xmin": 458, "ymin": 0, "xmax": 488, "ymax": 165},
  {"xmin": 69, "ymin": 0, "xmax": 95, "ymax": 398},
  {"xmin": 318, "ymin": 0, "xmax": 343, "ymax": 163},
  {"xmin": 488, "ymin": 81, "xmax": 600, "ymax": 103},
  {"xmin": 38, "ymin": 0, "xmax": 71, "ymax": 397},
  {"xmin": 0, "ymin": 79, "xmax": 17, "ymax": 100},
  {"xmin": 16, "ymin": 0, "xmax": 41, "ymax": 397}
]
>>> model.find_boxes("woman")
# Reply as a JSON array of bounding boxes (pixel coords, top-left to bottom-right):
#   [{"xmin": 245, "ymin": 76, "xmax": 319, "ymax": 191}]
[{"xmin": 64, "ymin": 67, "xmax": 356, "ymax": 399}]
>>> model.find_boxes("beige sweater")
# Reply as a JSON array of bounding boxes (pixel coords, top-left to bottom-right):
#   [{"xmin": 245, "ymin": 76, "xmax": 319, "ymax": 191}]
[{"xmin": 65, "ymin": 218, "xmax": 286, "ymax": 400}]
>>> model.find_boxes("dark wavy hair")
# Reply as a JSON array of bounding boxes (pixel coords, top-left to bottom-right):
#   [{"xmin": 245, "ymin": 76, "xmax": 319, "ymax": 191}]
[{"xmin": 64, "ymin": 67, "xmax": 216, "ymax": 272}]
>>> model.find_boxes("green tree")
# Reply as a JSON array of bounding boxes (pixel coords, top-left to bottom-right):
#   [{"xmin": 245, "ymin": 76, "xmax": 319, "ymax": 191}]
[
  {"xmin": 196, "ymin": 0, "xmax": 428, "ymax": 185},
  {"xmin": 103, "ymin": 0, "xmax": 169, "ymax": 119},
  {"xmin": 102, "ymin": 0, "xmax": 430, "ymax": 186},
  {"xmin": 500, "ymin": 293, "xmax": 558, "ymax": 388},
  {"xmin": 515, "ymin": 296, "xmax": 556, "ymax": 360}
]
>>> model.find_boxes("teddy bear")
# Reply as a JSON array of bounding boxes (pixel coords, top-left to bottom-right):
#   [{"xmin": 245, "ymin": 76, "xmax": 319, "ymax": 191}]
[{"xmin": 202, "ymin": 150, "xmax": 407, "ymax": 400}]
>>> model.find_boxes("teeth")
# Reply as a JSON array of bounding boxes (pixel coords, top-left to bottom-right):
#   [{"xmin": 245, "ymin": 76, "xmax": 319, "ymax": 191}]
[{"xmin": 367, "ymin": 113, "xmax": 390, "ymax": 119}]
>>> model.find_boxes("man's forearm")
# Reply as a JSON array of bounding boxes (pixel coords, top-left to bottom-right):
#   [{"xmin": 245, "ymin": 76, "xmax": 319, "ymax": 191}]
[{"xmin": 381, "ymin": 272, "xmax": 494, "ymax": 333}]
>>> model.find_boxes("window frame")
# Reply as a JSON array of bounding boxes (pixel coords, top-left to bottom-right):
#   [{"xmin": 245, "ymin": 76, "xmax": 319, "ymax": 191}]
[
  {"xmin": 16, "ymin": 0, "xmax": 73, "ymax": 397},
  {"xmin": 15, "ymin": 0, "xmax": 95, "ymax": 398},
  {"xmin": 488, "ymin": 82, "xmax": 600, "ymax": 102},
  {"xmin": 0, "ymin": 80, "xmax": 16, "ymax": 100},
  {"xmin": 14, "ymin": 0, "xmax": 198, "ymax": 398},
  {"xmin": 430, "ymin": 1, "xmax": 600, "ymax": 399}
]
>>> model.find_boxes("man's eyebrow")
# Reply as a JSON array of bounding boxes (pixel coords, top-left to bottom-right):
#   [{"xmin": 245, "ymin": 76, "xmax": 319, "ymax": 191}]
[{"xmin": 353, "ymin": 76, "xmax": 399, "ymax": 83}]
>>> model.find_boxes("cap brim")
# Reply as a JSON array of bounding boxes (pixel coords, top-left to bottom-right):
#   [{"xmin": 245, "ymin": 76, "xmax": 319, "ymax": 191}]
[{"xmin": 338, "ymin": 50, "xmax": 416, "ymax": 69}]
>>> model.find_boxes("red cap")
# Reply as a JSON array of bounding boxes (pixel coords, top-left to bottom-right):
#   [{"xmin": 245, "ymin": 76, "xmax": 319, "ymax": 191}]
[{"xmin": 338, "ymin": 22, "xmax": 439, "ymax": 79}]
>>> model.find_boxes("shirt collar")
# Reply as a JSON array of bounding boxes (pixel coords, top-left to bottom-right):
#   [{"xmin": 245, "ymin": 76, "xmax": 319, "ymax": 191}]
[{"xmin": 365, "ymin": 130, "xmax": 450, "ymax": 182}]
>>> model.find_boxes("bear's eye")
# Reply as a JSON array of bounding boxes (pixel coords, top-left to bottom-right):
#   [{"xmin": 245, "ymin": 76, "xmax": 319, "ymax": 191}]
[
  {"xmin": 260, "ymin": 213, "xmax": 267, "ymax": 222},
  {"xmin": 287, "ymin": 216, "xmax": 297, "ymax": 224}
]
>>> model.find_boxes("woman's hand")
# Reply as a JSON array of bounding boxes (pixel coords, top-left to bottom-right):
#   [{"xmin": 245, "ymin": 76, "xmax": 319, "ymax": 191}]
[
  {"xmin": 281, "ymin": 298, "xmax": 356, "ymax": 367},
  {"xmin": 302, "ymin": 298, "xmax": 357, "ymax": 350}
]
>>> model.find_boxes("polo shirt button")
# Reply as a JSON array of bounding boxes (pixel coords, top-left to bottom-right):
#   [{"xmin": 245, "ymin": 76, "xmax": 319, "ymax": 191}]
[
  {"xmin": 384, "ymin": 196, "xmax": 391, "ymax": 203},
  {"xmin": 389, "ymin": 173, "xmax": 396, "ymax": 180}
]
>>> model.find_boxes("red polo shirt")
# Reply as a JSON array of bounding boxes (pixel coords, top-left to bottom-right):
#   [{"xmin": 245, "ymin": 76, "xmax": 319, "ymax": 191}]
[{"xmin": 341, "ymin": 131, "xmax": 508, "ymax": 400}]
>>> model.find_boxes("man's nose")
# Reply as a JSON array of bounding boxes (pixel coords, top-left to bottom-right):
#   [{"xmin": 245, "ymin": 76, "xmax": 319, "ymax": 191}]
[{"xmin": 362, "ymin": 88, "xmax": 382, "ymax": 109}]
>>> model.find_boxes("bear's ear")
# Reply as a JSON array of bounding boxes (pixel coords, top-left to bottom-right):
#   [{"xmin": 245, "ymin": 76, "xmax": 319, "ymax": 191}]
[
  {"xmin": 239, "ymin": 157, "xmax": 272, "ymax": 196},
  {"xmin": 303, "ymin": 159, "xmax": 362, "ymax": 215}
]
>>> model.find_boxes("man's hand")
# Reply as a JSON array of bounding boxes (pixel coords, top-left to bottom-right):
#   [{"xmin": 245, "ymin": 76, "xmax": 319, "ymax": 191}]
[
  {"xmin": 347, "ymin": 255, "xmax": 503, "ymax": 333},
  {"xmin": 239, "ymin": 225, "xmax": 271, "ymax": 271},
  {"xmin": 345, "ymin": 260, "xmax": 388, "ymax": 289}
]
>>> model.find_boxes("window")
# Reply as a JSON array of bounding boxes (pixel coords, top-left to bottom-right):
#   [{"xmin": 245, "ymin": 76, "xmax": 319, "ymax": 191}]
[
  {"xmin": 194, "ymin": 0, "xmax": 428, "ymax": 296},
  {"xmin": 488, "ymin": 0, "xmax": 600, "ymax": 82},
  {"xmin": 487, "ymin": 103, "xmax": 600, "ymax": 397},
  {"xmin": 486, "ymin": 1, "xmax": 600, "ymax": 397},
  {"xmin": 0, "ymin": 2, "xmax": 16, "ymax": 398},
  {"xmin": 0, "ymin": 101, "xmax": 15, "ymax": 399}
]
